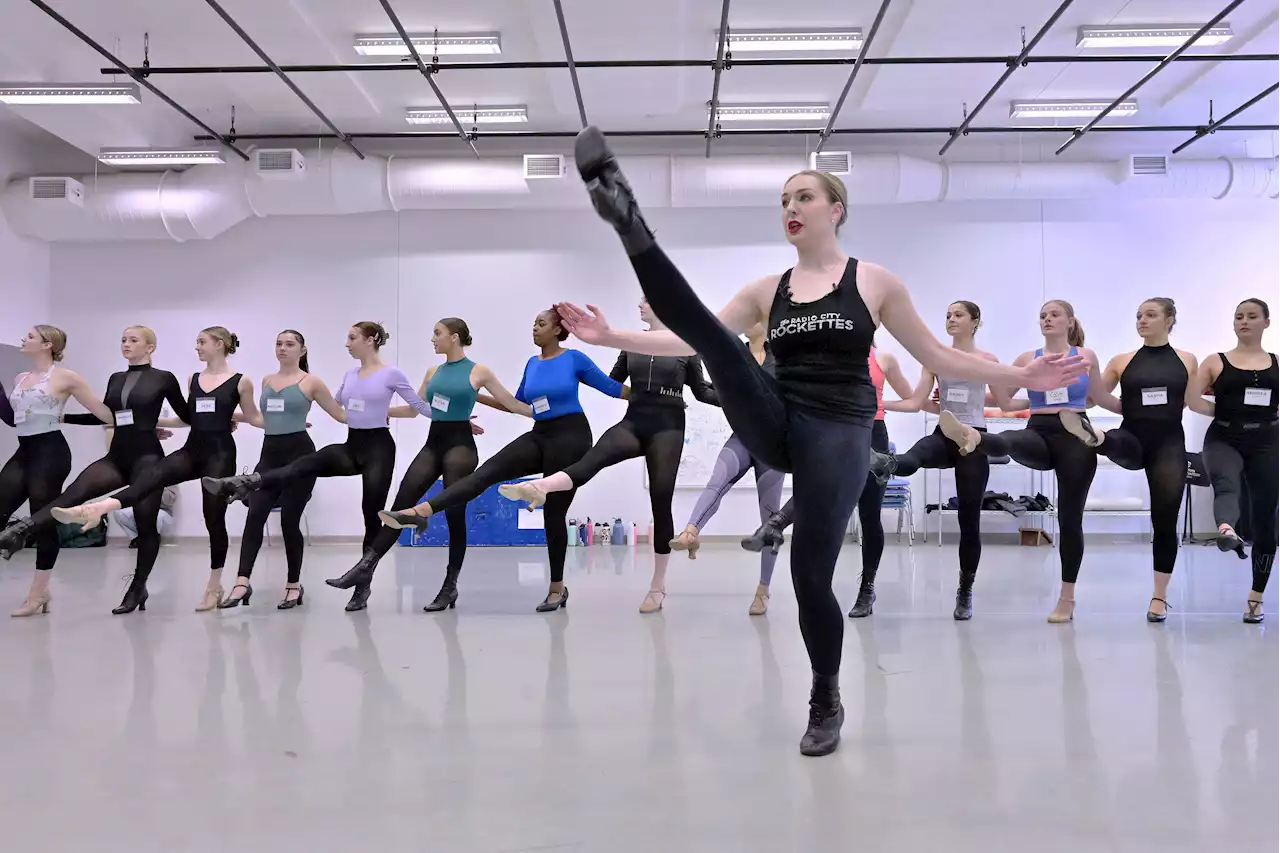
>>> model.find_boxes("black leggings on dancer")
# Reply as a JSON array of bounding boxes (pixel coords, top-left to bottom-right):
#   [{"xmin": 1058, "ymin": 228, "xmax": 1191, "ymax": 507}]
[
  {"xmin": 1091, "ymin": 421, "xmax": 1185, "ymax": 575},
  {"xmin": 0, "ymin": 433, "xmax": 72, "ymax": 571},
  {"xmin": 562, "ymin": 406, "xmax": 684, "ymax": 555},
  {"xmin": 370, "ymin": 421, "xmax": 478, "ymax": 569},
  {"xmin": 237, "ymin": 432, "xmax": 316, "ymax": 583},
  {"xmin": 110, "ymin": 433, "xmax": 237, "ymax": 569},
  {"xmin": 1203, "ymin": 422, "xmax": 1278, "ymax": 595},
  {"xmin": 978, "ymin": 416, "xmax": 1097, "ymax": 583},
  {"xmin": 627, "ymin": 246, "xmax": 870, "ymax": 679},
  {"xmin": 427, "ymin": 413, "xmax": 593, "ymax": 583}
]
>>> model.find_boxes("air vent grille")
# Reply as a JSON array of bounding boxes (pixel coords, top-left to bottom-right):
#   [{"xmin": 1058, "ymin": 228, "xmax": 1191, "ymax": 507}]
[
  {"xmin": 30, "ymin": 178, "xmax": 69, "ymax": 199},
  {"xmin": 1130, "ymin": 155, "xmax": 1168, "ymax": 176},
  {"xmin": 810, "ymin": 151, "xmax": 852, "ymax": 175},
  {"xmin": 257, "ymin": 150, "xmax": 296, "ymax": 172},
  {"xmin": 523, "ymin": 154, "xmax": 564, "ymax": 179}
]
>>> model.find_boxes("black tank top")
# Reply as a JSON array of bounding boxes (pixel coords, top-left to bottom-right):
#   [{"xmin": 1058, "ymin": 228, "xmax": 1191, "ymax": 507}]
[
  {"xmin": 1120, "ymin": 344, "xmax": 1187, "ymax": 422},
  {"xmin": 1213, "ymin": 352, "xmax": 1278, "ymax": 425},
  {"xmin": 767, "ymin": 258, "xmax": 876, "ymax": 423},
  {"xmin": 189, "ymin": 373, "xmax": 242, "ymax": 432}
]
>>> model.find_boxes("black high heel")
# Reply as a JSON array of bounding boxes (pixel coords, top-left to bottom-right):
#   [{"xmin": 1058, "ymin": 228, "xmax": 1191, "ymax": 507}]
[
  {"xmin": 741, "ymin": 514, "xmax": 786, "ymax": 555},
  {"xmin": 1146, "ymin": 597, "xmax": 1170, "ymax": 623},
  {"xmin": 201, "ymin": 472, "xmax": 262, "ymax": 504},
  {"xmin": 112, "ymin": 579, "xmax": 149, "ymax": 615},
  {"xmin": 423, "ymin": 567, "xmax": 460, "ymax": 613},
  {"xmin": 0, "ymin": 517, "xmax": 33, "ymax": 560},
  {"xmin": 953, "ymin": 572, "xmax": 976, "ymax": 621},
  {"xmin": 536, "ymin": 585, "xmax": 569, "ymax": 612},
  {"xmin": 326, "ymin": 548, "xmax": 379, "ymax": 590},
  {"xmin": 799, "ymin": 672, "xmax": 845, "ymax": 757},
  {"xmin": 847, "ymin": 584, "xmax": 876, "ymax": 618},
  {"xmin": 574, "ymin": 127, "xmax": 655, "ymax": 256},
  {"xmin": 1217, "ymin": 528, "xmax": 1249, "ymax": 559},
  {"xmin": 345, "ymin": 584, "xmax": 372, "ymax": 612},
  {"xmin": 868, "ymin": 450, "xmax": 896, "ymax": 488},
  {"xmin": 277, "ymin": 585, "xmax": 304, "ymax": 610},
  {"xmin": 218, "ymin": 583, "xmax": 253, "ymax": 608}
]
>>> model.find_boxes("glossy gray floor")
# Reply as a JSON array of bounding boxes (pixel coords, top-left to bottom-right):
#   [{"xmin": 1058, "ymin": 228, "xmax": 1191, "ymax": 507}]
[{"xmin": 0, "ymin": 539, "xmax": 1273, "ymax": 852}]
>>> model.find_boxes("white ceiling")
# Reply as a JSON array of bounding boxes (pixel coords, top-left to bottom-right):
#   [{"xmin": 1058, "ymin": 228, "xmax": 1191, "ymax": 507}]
[{"xmin": 0, "ymin": 0, "xmax": 1277, "ymax": 165}]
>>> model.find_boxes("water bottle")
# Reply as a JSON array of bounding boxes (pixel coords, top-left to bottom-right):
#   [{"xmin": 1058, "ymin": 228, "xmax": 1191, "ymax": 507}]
[
  {"xmin": 612, "ymin": 517, "xmax": 625, "ymax": 544},
  {"xmin": 568, "ymin": 522, "xmax": 579, "ymax": 547},
  {"xmin": 631, "ymin": 522, "xmax": 638, "ymax": 546}
]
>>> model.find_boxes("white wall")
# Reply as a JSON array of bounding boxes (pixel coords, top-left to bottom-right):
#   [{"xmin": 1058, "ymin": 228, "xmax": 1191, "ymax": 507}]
[
  {"xmin": 0, "ymin": 140, "xmax": 51, "ymax": 344},
  {"xmin": 46, "ymin": 198, "xmax": 1278, "ymax": 540}
]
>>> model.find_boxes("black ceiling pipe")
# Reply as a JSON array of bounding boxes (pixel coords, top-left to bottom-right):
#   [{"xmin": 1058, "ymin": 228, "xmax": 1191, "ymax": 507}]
[
  {"xmin": 816, "ymin": 0, "xmax": 895, "ymax": 155},
  {"xmin": 704, "ymin": 0, "xmax": 732, "ymax": 158},
  {"xmin": 1171, "ymin": 83, "xmax": 1279, "ymax": 153},
  {"xmin": 550, "ymin": 0, "xmax": 588, "ymax": 127}
]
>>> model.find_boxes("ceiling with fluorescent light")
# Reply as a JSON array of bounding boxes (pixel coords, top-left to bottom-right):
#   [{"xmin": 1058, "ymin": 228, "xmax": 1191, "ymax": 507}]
[{"xmin": 0, "ymin": 0, "xmax": 1275, "ymax": 168}]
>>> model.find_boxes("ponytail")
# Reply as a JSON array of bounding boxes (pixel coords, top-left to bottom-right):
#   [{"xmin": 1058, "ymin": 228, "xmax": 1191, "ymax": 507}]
[
  {"xmin": 1067, "ymin": 317, "xmax": 1085, "ymax": 347},
  {"xmin": 280, "ymin": 329, "xmax": 309, "ymax": 373}
]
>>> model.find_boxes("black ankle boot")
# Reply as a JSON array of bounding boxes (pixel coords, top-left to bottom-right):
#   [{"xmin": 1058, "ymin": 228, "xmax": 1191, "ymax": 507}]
[
  {"xmin": 423, "ymin": 570, "xmax": 460, "ymax": 613},
  {"xmin": 0, "ymin": 517, "xmax": 34, "ymax": 560},
  {"xmin": 327, "ymin": 548, "xmax": 380, "ymax": 590},
  {"xmin": 848, "ymin": 583, "xmax": 876, "ymax": 618},
  {"xmin": 868, "ymin": 451, "xmax": 896, "ymax": 488},
  {"xmin": 953, "ymin": 572, "xmax": 975, "ymax": 621},
  {"xmin": 112, "ymin": 577, "xmax": 150, "ymax": 615},
  {"xmin": 741, "ymin": 514, "xmax": 786, "ymax": 554},
  {"xmin": 345, "ymin": 584, "xmax": 372, "ymax": 612},
  {"xmin": 574, "ymin": 127, "xmax": 654, "ymax": 256},
  {"xmin": 201, "ymin": 472, "xmax": 262, "ymax": 503},
  {"xmin": 799, "ymin": 672, "xmax": 845, "ymax": 757}
]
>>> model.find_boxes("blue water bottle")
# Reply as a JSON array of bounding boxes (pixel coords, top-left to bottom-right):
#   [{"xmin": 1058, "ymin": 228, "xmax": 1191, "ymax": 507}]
[{"xmin": 612, "ymin": 518, "xmax": 625, "ymax": 544}]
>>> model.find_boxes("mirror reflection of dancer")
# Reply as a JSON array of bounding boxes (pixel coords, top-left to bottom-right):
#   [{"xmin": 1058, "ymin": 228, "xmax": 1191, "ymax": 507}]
[
  {"xmin": 0, "ymin": 326, "xmax": 191, "ymax": 615},
  {"xmin": 0, "ymin": 325, "xmax": 115, "ymax": 616},
  {"xmin": 670, "ymin": 323, "xmax": 783, "ymax": 616},
  {"xmin": 225, "ymin": 330, "xmax": 346, "ymax": 610},
  {"xmin": 202, "ymin": 322, "xmax": 446, "ymax": 612},
  {"xmin": 327, "ymin": 318, "xmax": 528, "ymax": 613},
  {"xmin": 1056, "ymin": 298, "xmax": 1213, "ymax": 622},
  {"xmin": 499, "ymin": 297, "xmax": 716, "ymax": 614},
  {"xmin": 1192, "ymin": 299, "xmax": 1276, "ymax": 623},
  {"xmin": 558, "ymin": 126, "xmax": 1086, "ymax": 756},
  {"xmin": 741, "ymin": 343, "xmax": 912, "ymax": 618},
  {"xmin": 377, "ymin": 308, "xmax": 625, "ymax": 612},
  {"xmin": 54, "ymin": 327, "xmax": 260, "ymax": 613}
]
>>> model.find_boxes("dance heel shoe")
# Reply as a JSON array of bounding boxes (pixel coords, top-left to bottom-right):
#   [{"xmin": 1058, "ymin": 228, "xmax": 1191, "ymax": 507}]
[
  {"xmin": 327, "ymin": 549, "xmax": 380, "ymax": 590},
  {"xmin": 741, "ymin": 515, "xmax": 785, "ymax": 555},
  {"xmin": 0, "ymin": 517, "xmax": 33, "ymax": 560},
  {"xmin": 201, "ymin": 472, "xmax": 262, "ymax": 503},
  {"xmin": 277, "ymin": 585, "xmax": 305, "ymax": 610},
  {"xmin": 799, "ymin": 672, "xmax": 845, "ymax": 757},
  {"xmin": 218, "ymin": 583, "xmax": 253, "ymax": 609},
  {"xmin": 113, "ymin": 581, "xmax": 149, "ymax": 615},
  {"xmin": 574, "ymin": 126, "xmax": 654, "ymax": 256},
  {"xmin": 377, "ymin": 509, "xmax": 430, "ymax": 530},
  {"xmin": 868, "ymin": 451, "xmax": 896, "ymax": 488},
  {"xmin": 847, "ymin": 584, "xmax": 876, "ymax": 618},
  {"xmin": 536, "ymin": 585, "xmax": 569, "ymax": 613},
  {"xmin": 11, "ymin": 592, "xmax": 51, "ymax": 617}
]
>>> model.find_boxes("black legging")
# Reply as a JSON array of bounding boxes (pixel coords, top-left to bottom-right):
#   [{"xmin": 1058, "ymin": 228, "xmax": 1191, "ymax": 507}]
[
  {"xmin": 894, "ymin": 425, "xmax": 990, "ymax": 579},
  {"xmin": 771, "ymin": 419, "xmax": 888, "ymax": 582},
  {"xmin": 33, "ymin": 434, "xmax": 166, "ymax": 582},
  {"xmin": 1093, "ymin": 420, "xmax": 1185, "ymax": 575},
  {"xmin": 627, "ymin": 245, "xmax": 871, "ymax": 678},
  {"xmin": 110, "ymin": 432, "xmax": 237, "ymax": 569},
  {"xmin": 370, "ymin": 421, "xmax": 478, "ymax": 568},
  {"xmin": 426, "ymin": 413, "xmax": 593, "ymax": 583},
  {"xmin": 258, "ymin": 427, "xmax": 396, "ymax": 550},
  {"xmin": 978, "ymin": 415, "xmax": 1097, "ymax": 583},
  {"xmin": 1203, "ymin": 421, "xmax": 1278, "ymax": 594},
  {"xmin": 562, "ymin": 405, "xmax": 684, "ymax": 555},
  {"xmin": 0, "ymin": 432, "xmax": 72, "ymax": 572},
  {"xmin": 238, "ymin": 432, "xmax": 316, "ymax": 583}
]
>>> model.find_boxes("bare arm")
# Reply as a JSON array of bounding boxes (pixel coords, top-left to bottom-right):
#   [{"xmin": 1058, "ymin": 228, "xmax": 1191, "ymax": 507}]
[
  {"xmin": 475, "ymin": 365, "xmax": 533, "ymax": 418},
  {"xmin": 0, "ymin": 381, "xmax": 12, "ymax": 427},
  {"xmin": 57, "ymin": 369, "xmax": 115, "ymax": 424},
  {"xmin": 988, "ymin": 352, "xmax": 1030, "ymax": 411},
  {"xmin": 882, "ymin": 366, "xmax": 936, "ymax": 414},
  {"xmin": 305, "ymin": 376, "xmax": 347, "ymax": 424},
  {"xmin": 236, "ymin": 375, "xmax": 262, "ymax": 427},
  {"xmin": 390, "ymin": 368, "xmax": 433, "ymax": 419},
  {"xmin": 1082, "ymin": 348, "xmax": 1123, "ymax": 414},
  {"xmin": 878, "ymin": 352, "xmax": 916, "ymax": 401},
  {"xmin": 1180, "ymin": 351, "xmax": 1214, "ymax": 417},
  {"xmin": 1197, "ymin": 353, "xmax": 1223, "ymax": 396}
]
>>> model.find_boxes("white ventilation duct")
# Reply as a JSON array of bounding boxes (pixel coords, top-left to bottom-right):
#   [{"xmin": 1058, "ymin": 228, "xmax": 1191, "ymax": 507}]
[{"xmin": 3, "ymin": 150, "xmax": 1275, "ymax": 242}]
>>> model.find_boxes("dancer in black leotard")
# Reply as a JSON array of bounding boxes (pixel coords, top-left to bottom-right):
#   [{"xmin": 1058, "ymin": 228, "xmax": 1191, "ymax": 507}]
[
  {"xmin": 1058, "ymin": 298, "xmax": 1213, "ymax": 622},
  {"xmin": 499, "ymin": 297, "xmax": 715, "ymax": 613},
  {"xmin": 554, "ymin": 126, "xmax": 1086, "ymax": 756},
  {"xmin": 227, "ymin": 330, "xmax": 346, "ymax": 609},
  {"xmin": 53, "ymin": 326, "xmax": 260, "ymax": 612},
  {"xmin": 0, "ymin": 325, "xmax": 192, "ymax": 614},
  {"xmin": 1, "ymin": 325, "xmax": 115, "ymax": 616},
  {"xmin": 1193, "ymin": 299, "xmax": 1277, "ymax": 623}
]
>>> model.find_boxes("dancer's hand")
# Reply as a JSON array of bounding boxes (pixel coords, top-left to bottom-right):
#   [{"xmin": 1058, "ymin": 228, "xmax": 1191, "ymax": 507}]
[
  {"xmin": 155, "ymin": 428, "xmax": 174, "ymax": 440},
  {"xmin": 469, "ymin": 416, "xmax": 485, "ymax": 436},
  {"xmin": 1022, "ymin": 350, "xmax": 1089, "ymax": 391},
  {"xmin": 555, "ymin": 302, "xmax": 613, "ymax": 345}
]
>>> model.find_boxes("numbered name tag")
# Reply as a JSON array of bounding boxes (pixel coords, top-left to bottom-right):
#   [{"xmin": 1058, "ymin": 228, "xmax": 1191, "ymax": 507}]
[
  {"xmin": 1044, "ymin": 387, "xmax": 1070, "ymax": 405},
  {"xmin": 532, "ymin": 396, "xmax": 550, "ymax": 414},
  {"xmin": 195, "ymin": 398, "xmax": 216, "ymax": 413},
  {"xmin": 348, "ymin": 398, "xmax": 365, "ymax": 412},
  {"xmin": 266, "ymin": 398, "xmax": 285, "ymax": 413},
  {"xmin": 1245, "ymin": 388, "xmax": 1273, "ymax": 406},
  {"xmin": 432, "ymin": 393, "xmax": 450, "ymax": 412},
  {"xmin": 13, "ymin": 410, "xmax": 26, "ymax": 425},
  {"xmin": 945, "ymin": 387, "xmax": 969, "ymax": 404},
  {"xmin": 1142, "ymin": 387, "xmax": 1168, "ymax": 406},
  {"xmin": 115, "ymin": 409, "xmax": 135, "ymax": 426}
]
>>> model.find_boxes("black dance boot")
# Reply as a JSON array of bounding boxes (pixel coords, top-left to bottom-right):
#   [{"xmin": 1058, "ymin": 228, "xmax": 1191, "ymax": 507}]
[
  {"xmin": 423, "ymin": 566, "xmax": 461, "ymax": 613},
  {"xmin": 327, "ymin": 548, "xmax": 380, "ymax": 590},
  {"xmin": 848, "ymin": 581, "xmax": 876, "ymax": 618},
  {"xmin": 112, "ymin": 574, "xmax": 150, "ymax": 615},
  {"xmin": 345, "ymin": 583, "xmax": 372, "ymax": 612},
  {"xmin": 800, "ymin": 672, "xmax": 845, "ymax": 757},
  {"xmin": 741, "ymin": 513, "xmax": 786, "ymax": 554},
  {"xmin": 201, "ymin": 472, "xmax": 262, "ymax": 504},
  {"xmin": 953, "ymin": 571, "xmax": 976, "ymax": 621},
  {"xmin": 0, "ymin": 517, "xmax": 34, "ymax": 560},
  {"xmin": 868, "ymin": 450, "xmax": 897, "ymax": 488},
  {"xmin": 574, "ymin": 127, "xmax": 654, "ymax": 256}
]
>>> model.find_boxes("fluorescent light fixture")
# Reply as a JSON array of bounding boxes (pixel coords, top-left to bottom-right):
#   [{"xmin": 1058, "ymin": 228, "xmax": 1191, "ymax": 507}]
[
  {"xmin": 1076, "ymin": 23, "xmax": 1233, "ymax": 49},
  {"xmin": 354, "ymin": 32, "xmax": 501, "ymax": 56},
  {"xmin": 712, "ymin": 103, "xmax": 831, "ymax": 123},
  {"xmin": 1010, "ymin": 99, "xmax": 1139, "ymax": 119},
  {"xmin": 724, "ymin": 29, "xmax": 863, "ymax": 52},
  {"xmin": 405, "ymin": 105, "xmax": 527, "ymax": 125},
  {"xmin": 0, "ymin": 82, "xmax": 140, "ymax": 104},
  {"xmin": 97, "ymin": 147, "xmax": 226, "ymax": 166}
]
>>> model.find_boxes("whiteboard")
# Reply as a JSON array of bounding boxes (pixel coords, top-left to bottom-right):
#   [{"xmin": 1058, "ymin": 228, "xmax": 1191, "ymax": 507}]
[{"xmin": 644, "ymin": 394, "xmax": 793, "ymax": 491}]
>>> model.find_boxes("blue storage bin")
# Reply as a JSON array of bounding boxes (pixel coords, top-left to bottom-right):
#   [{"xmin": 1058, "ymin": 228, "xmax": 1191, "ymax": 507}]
[{"xmin": 397, "ymin": 477, "xmax": 547, "ymax": 547}]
